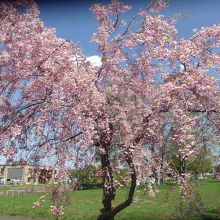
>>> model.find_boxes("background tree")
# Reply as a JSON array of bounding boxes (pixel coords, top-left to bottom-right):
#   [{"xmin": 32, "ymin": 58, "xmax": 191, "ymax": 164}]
[
  {"xmin": 170, "ymin": 148, "xmax": 214, "ymax": 176},
  {"xmin": 69, "ymin": 165, "xmax": 102, "ymax": 189}
]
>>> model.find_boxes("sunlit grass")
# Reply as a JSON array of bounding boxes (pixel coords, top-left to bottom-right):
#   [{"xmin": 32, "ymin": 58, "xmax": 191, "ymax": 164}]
[{"xmin": 0, "ymin": 179, "xmax": 219, "ymax": 220}]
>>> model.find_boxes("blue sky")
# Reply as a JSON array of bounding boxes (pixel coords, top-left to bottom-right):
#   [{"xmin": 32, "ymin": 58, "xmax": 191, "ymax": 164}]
[
  {"xmin": 35, "ymin": 0, "xmax": 220, "ymax": 57},
  {"xmin": 1, "ymin": 0, "xmax": 220, "ymax": 165}
]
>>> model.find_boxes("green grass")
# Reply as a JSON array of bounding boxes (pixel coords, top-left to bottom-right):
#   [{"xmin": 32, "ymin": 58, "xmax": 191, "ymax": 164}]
[{"xmin": 0, "ymin": 179, "xmax": 219, "ymax": 220}]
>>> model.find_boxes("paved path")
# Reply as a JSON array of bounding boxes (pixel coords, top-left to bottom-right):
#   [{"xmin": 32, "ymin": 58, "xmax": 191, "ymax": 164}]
[{"xmin": 0, "ymin": 216, "xmax": 44, "ymax": 220}]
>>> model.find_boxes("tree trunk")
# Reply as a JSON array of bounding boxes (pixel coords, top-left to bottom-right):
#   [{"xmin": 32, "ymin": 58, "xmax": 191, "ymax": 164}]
[
  {"xmin": 97, "ymin": 149, "xmax": 137, "ymax": 220},
  {"xmin": 160, "ymin": 162, "xmax": 164, "ymax": 185},
  {"xmin": 109, "ymin": 153, "xmax": 137, "ymax": 217},
  {"xmin": 97, "ymin": 146, "xmax": 116, "ymax": 220},
  {"xmin": 97, "ymin": 213, "xmax": 114, "ymax": 220},
  {"xmin": 180, "ymin": 158, "xmax": 187, "ymax": 174},
  {"xmin": 160, "ymin": 145, "xmax": 166, "ymax": 185}
]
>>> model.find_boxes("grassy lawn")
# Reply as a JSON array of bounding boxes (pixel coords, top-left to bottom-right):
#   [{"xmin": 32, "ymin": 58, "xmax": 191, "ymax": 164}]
[{"xmin": 0, "ymin": 179, "xmax": 219, "ymax": 220}]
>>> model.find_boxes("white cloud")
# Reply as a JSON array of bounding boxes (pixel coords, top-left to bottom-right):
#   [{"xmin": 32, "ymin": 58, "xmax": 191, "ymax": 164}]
[
  {"xmin": 69, "ymin": 55, "xmax": 82, "ymax": 64},
  {"xmin": 179, "ymin": 64, "xmax": 185, "ymax": 72},
  {"xmin": 69, "ymin": 55, "xmax": 102, "ymax": 68},
  {"xmin": 86, "ymin": 55, "xmax": 102, "ymax": 67}
]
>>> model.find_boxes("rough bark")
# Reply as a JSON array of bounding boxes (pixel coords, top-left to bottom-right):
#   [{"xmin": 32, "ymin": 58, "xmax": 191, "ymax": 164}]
[
  {"xmin": 97, "ymin": 152, "xmax": 137, "ymax": 220},
  {"xmin": 97, "ymin": 146, "xmax": 116, "ymax": 220}
]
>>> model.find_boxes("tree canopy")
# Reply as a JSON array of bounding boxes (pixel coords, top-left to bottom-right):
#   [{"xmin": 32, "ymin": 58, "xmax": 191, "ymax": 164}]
[{"xmin": 0, "ymin": 0, "xmax": 220, "ymax": 219}]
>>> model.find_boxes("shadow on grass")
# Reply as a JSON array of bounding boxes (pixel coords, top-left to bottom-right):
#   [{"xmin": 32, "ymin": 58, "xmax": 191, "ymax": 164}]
[
  {"xmin": 206, "ymin": 180, "xmax": 220, "ymax": 183},
  {"xmin": 200, "ymin": 208, "xmax": 220, "ymax": 220},
  {"xmin": 200, "ymin": 216, "xmax": 220, "ymax": 220}
]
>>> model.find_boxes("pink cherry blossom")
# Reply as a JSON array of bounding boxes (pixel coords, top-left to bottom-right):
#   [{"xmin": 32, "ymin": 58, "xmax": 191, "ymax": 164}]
[{"xmin": 0, "ymin": 0, "xmax": 220, "ymax": 219}]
